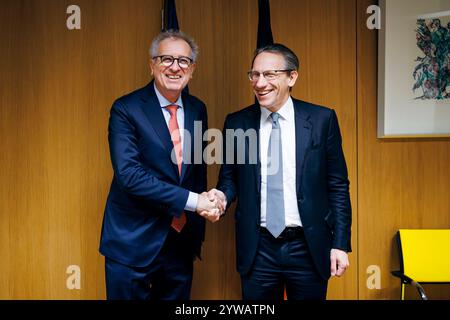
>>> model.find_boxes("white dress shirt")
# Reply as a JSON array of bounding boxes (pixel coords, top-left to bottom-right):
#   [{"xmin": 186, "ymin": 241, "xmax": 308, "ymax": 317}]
[
  {"xmin": 259, "ymin": 97, "xmax": 302, "ymax": 227},
  {"xmin": 154, "ymin": 83, "xmax": 198, "ymax": 212}
]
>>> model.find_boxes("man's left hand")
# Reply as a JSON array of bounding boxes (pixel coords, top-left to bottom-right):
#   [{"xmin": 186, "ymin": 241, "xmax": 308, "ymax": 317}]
[{"xmin": 330, "ymin": 249, "xmax": 349, "ymax": 277}]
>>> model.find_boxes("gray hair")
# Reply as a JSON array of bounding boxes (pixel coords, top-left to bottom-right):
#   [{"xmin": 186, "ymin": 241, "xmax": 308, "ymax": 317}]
[
  {"xmin": 251, "ymin": 43, "xmax": 300, "ymax": 71},
  {"xmin": 149, "ymin": 29, "xmax": 199, "ymax": 62}
]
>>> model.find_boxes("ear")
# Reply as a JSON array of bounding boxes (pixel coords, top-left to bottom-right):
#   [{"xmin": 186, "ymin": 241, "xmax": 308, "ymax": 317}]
[
  {"xmin": 149, "ymin": 59, "xmax": 155, "ymax": 76},
  {"xmin": 288, "ymin": 70, "xmax": 298, "ymax": 88},
  {"xmin": 189, "ymin": 63, "xmax": 196, "ymax": 78}
]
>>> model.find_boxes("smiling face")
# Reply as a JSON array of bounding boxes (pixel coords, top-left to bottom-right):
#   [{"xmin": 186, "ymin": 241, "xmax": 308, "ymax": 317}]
[
  {"xmin": 150, "ymin": 38, "xmax": 196, "ymax": 102},
  {"xmin": 251, "ymin": 52, "xmax": 298, "ymax": 112}
]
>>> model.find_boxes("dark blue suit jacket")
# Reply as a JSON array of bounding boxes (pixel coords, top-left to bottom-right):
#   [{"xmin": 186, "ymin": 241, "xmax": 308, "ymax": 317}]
[
  {"xmin": 99, "ymin": 81, "xmax": 207, "ymax": 268},
  {"xmin": 217, "ymin": 98, "xmax": 352, "ymax": 280}
]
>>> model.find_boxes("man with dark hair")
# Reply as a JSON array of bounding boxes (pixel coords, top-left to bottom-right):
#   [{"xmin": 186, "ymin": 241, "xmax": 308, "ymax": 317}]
[
  {"xmin": 212, "ymin": 43, "xmax": 352, "ymax": 300},
  {"xmin": 99, "ymin": 30, "xmax": 219, "ymax": 300}
]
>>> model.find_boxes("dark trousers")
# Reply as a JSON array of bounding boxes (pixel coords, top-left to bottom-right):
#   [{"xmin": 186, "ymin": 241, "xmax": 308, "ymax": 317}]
[
  {"xmin": 241, "ymin": 227, "xmax": 328, "ymax": 300},
  {"xmin": 105, "ymin": 229, "xmax": 194, "ymax": 300}
]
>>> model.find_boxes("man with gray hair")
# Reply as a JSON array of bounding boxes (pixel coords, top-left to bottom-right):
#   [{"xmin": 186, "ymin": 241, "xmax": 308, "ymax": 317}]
[{"xmin": 99, "ymin": 30, "xmax": 219, "ymax": 300}]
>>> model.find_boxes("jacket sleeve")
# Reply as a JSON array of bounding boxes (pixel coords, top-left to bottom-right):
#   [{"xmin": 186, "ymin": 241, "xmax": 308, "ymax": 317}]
[
  {"xmin": 108, "ymin": 100, "xmax": 189, "ymax": 218},
  {"xmin": 216, "ymin": 114, "xmax": 237, "ymax": 208},
  {"xmin": 326, "ymin": 110, "xmax": 352, "ymax": 252},
  {"xmin": 198, "ymin": 102, "xmax": 208, "ymax": 193}
]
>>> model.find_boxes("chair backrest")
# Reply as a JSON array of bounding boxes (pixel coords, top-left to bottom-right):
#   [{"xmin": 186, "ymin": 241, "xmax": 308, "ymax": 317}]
[{"xmin": 397, "ymin": 229, "xmax": 450, "ymax": 283}]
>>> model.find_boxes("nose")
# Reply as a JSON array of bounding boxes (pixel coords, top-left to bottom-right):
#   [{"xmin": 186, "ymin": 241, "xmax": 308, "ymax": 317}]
[
  {"xmin": 169, "ymin": 60, "xmax": 181, "ymax": 72},
  {"xmin": 254, "ymin": 74, "xmax": 268, "ymax": 89}
]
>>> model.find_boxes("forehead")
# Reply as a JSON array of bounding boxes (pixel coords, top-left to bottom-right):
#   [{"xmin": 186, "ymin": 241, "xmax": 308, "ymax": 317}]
[
  {"xmin": 157, "ymin": 38, "xmax": 192, "ymax": 56},
  {"xmin": 253, "ymin": 52, "xmax": 285, "ymax": 70}
]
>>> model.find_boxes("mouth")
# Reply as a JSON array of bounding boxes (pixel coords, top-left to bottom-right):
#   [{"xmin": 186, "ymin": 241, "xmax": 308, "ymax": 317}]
[
  {"xmin": 165, "ymin": 74, "xmax": 182, "ymax": 80},
  {"xmin": 256, "ymin": 90, "xmax": 273, "ymax": 98}
]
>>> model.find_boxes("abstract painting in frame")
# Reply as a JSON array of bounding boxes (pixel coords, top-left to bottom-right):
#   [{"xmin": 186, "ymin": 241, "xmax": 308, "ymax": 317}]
[{"xmin": 378, "ymin": 0, "xmax": 450, "ymax": 138}]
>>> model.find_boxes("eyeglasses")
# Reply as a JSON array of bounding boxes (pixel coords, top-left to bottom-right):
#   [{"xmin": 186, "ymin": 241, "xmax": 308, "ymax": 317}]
[
  {"xmin": 153, "ymin": 55, "xmax": 194, "ymax": 69},
  {"xmin": 247, "ymin": 69, "xmax": 292, "ymax": 81}
]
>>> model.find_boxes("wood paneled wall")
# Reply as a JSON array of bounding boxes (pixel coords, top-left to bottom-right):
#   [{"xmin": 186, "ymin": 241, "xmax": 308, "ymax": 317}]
[
  {"xmin": 357, "ymin": 0, "xmax": 450, "ymax": 300},
  {"xmin": 0, "ymin": 0, "xmax": 161, "ymax": 299},
  {"xmin": 1, "ymin": 0, "xmax": 448, "ymax": 300}
]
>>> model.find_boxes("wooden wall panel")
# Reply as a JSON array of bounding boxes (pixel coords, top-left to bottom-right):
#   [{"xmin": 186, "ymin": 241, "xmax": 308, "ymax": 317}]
[
  {"xmin": 357, "ymin": 0, "xmax": 450, "ymax": 300},
  {"xmin": 3, "ymin": 0, "xmax": 447, "ymax": 301},
  {"xmin": 0, "ymin": 0, "xmax": 161, "ymax": 299}
]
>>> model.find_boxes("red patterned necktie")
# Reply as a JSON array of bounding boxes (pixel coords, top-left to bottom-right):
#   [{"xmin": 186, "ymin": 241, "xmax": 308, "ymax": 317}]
[{"xmin": 166, "ymin": 104, "xmax": 186, "ymax": 232}]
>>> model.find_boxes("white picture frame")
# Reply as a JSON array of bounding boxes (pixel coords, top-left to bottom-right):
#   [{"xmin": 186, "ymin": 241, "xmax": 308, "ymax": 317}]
[{"xmin": 378, "ymin": 0, "xmax": 450, "ymax": 138}]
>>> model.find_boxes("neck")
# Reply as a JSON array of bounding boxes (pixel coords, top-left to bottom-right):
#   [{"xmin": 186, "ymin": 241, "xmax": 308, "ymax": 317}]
[
  {"xmin": 266, "ymin": 95, "xmax": 290, "ymax": 113},
  {"xmin": 164, "ymin": 92, "xmax": 180, "ymax": 103},
  {"xmin": 155, "ymin": 83, "xmax": 181, "ymax": 103}
]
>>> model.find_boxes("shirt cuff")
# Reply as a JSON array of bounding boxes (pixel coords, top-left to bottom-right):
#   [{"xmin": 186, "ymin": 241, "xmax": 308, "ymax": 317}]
[{"xmin": 185, "ymin": 192, "xmax": 199, "ymax": 212}]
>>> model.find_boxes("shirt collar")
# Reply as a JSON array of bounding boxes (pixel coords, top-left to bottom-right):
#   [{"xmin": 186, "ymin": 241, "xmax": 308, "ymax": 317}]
[
  {"xmin": 260, "ymin": 96, "xmax": 294, "ymax": 123},
  {"xmin": 153, "ymin": 82, "xmax": 183, "ymax": 109}
]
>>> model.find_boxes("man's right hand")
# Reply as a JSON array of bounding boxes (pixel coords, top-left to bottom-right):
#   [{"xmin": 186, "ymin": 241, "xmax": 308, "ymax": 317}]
[
  {"xmin": 206, "ymin": 188, "xmax": 227, "ymax": 215},
  {"xmin": 196, "ymin": 192, "xmax": 220, "ymax": 222}
]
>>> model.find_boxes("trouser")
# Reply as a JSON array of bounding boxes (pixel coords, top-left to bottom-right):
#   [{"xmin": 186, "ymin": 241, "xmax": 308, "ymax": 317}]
[
  {"xmin": 241, "ymin": 227, "xmax": 328, "ymax": 300},
  {"xmin": 105, "ymin": 228, "xmax": 194, "ymax": 300}
]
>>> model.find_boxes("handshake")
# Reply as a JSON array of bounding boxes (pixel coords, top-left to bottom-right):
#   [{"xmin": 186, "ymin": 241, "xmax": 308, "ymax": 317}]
[{"xmin": 195, "ymin": 188, "xmax": 227, "ymax": 223}]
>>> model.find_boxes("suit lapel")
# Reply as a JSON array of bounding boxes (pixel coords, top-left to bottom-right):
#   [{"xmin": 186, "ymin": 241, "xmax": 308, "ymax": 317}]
[
  {"xmin": 293, "ymin": 99, "xmax": 312, "ymax": 195},
  {"xmin": 245, "ymin": 105, "xmax": 261, "ymax": 194},
  {"xmin": 139, "ymin": 82, "xmax": 180, "ymax": 179},
  {"xmin": 180, "ymin": 95, "xmax": 194, "ymax": 183}
]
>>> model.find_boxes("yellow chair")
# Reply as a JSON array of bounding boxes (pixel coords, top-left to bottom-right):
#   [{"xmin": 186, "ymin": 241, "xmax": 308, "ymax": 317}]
[{"xmin": 391, "ymin": 229, "xmax": 450, "ymax": 300}]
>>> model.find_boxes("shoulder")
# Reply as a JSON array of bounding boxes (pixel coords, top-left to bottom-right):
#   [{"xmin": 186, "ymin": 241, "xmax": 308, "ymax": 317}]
[
  {"xmin": 117, "ymin": 84, "xmax": 150, "ymax": 105},
  {"xmin": 292, "ymin": 98, "xmax": 335, "ymax": 119},
  {"xmin": 183, "ymin": 92, "xmax": 207, "ymax": 114},
  {"xmin": 292, "ymin": 98, "xmax": 340, "ymax": 131},
  {"xmin": 292, "ymin": 98, "xmax": 343, "ymax": 138},
  {"xmin": 183, "ymin": 92, "xmax": 205, "ymax": 107},
  {"xmin": 225, "ymin": 104, "xmax": 258, "ymax": 122},
  {"xmin": 112, "ymin": 83, "xmax": 151, "ymax": 112}
]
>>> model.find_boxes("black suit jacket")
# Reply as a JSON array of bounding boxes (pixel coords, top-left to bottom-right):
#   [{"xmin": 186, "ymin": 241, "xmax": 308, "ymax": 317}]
[
  {"xmin": 99, "ymin": 81, "xmax": 208, "ymax": 268},
  {"xmin": 217, "ymin": 98, "xmax": 351, "ymax": 280}
]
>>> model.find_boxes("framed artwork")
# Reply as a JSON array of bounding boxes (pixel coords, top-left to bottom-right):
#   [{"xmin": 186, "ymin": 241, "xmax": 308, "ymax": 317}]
[{"xmin": 378, "ymin": 0, "xmax": 450, "ymax": 138}]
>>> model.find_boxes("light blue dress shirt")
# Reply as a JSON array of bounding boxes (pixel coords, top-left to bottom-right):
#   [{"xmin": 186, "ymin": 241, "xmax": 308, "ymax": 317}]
[{"xmin": 154, "ymin": 83, "xmax": 198, "ymax": 212}]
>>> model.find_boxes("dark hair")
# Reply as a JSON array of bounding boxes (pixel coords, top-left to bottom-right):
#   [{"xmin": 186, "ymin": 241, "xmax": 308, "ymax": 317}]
[{"xmin": 251, "ymin": 43, "xmax": 299, "ymax": 71}]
